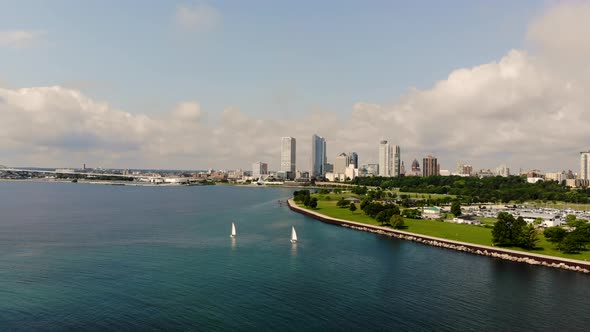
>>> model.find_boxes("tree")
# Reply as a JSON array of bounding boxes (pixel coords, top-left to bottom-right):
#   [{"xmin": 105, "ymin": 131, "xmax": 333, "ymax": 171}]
[
  {"xmin": 402, "ymin": 209, "xmax": 421, "ymax": 219},
  {"xmin": 544, "ymin": 227, "xmax": 567, "ymax": 244},
  {"xmin": 364, "ymin": 203, "xmax": 385, "ymax": 218},
  {"xmin": 336, "ymin": 199, "xmax": 350, "ymax": 208},
  {"xmin": 390, "ymin": 215, "xmax": 405, "ymax": 229},
  {"xmin": 560, "ymin": 234, "xmax": 584, "ymax": 253},
  {"xmin": 376, "ymin": 210, "xmax": 392, "ymax": 225},
  {"xmin": 565, "ymin": 214, "xmax": 578, "ymax": 226},
  {"xmin": 349, "ymin": 203, "xmax": 357, "ymax": 212},
  {"xmin": 303, "ymin": 195, "xmax": 311, "ymax": 207},
  {"xmin": 360, "ymin": 198, "xmax": 370, "ymax": 210},
  {"xmin": 309, "ymin": 197, "xmax": 318, "ymax": 208},
  {"xmin": 568, "ymin": 217, "xmax": 588, "ymax": 229},
  {"xmin": 520, "ymin": 224, "xmax": 539, "ymax": 249},
  {"xmin": 451, "ymin": 200, "xmax": 462, "ymax": 217},
  {"xmin": 492, "ymin": 212, "xmax": 527, "ymax": 247},
  {"xmin": 492, "ymin": 212, "xmax": 513, "ymax": 246}
]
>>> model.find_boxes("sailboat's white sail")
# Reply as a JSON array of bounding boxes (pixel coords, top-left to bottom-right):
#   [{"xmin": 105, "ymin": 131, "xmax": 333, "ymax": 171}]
[
  {"xmin": 231, "ymin": 222, "xmax": 236, "ymax": 238},
  {"xmin": 291, "ymin": 226, "xmax": 298, "ymax": 243}
]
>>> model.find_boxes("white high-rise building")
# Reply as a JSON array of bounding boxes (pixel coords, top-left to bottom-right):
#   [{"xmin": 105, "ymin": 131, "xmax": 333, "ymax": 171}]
[
  {"xmin": 581, "ymin": 151, "xmax": 590, "ymax": 180},
  {"xmin": 393, "ymin": 145, "xmax": 401, "ymax": 177},
  {"xmin": 379, "ymin": 140, "xmax": 392, "ymax": 177},
  {"xmin": 311, "ymin": 134, "xmax": 327, "ymax": 178},
  {"xmin": 252, "ymin": 162, "xmax": 268, "ymax": 179},
  {"xmin": 495, "ymin": 164, "xmax": 510, "ymax": 177},
  {"xmin": 281, "ymin": 137, "xmax": 296, "ymax": 178},
  {"xmin": 335, "ymin": 153, "xmax": 349, "ymax": 175}
]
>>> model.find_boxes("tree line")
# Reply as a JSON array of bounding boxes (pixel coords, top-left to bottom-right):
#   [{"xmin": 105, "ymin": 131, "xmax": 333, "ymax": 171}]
[{"xmin": 352, "ymin": 175, "xmax": 590, "ymax": 204}]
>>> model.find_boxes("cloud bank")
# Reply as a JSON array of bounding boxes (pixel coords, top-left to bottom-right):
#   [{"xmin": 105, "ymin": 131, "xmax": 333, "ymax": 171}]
[{"xmin": 2, "ymin": 2, "xmax": 590, "ymax": 171}]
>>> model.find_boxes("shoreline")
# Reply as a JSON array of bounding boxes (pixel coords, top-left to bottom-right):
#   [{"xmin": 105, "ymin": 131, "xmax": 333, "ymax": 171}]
[{"xmin": 287, "ymin": 199, "xmax": 590, "ymax": 274}]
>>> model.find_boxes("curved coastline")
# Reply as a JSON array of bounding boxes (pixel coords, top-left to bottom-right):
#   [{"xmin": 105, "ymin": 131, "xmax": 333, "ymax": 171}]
[{"xmin": 287, "ymin": 199, "xmax": 590, "ymax": 274}]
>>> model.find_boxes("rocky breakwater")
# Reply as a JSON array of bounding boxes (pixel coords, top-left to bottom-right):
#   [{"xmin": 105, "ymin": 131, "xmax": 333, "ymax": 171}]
[
  {"xmin": 288, "ymin": 199, "xmax": 590, "ymax": 274},
  {"xmin": 341, "ymin": 224, "xmax": 590, "ymax": 274}
]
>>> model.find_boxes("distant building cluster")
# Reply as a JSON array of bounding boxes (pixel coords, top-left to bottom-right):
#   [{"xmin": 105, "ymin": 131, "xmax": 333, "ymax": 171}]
[
  {"xmin": 4, "ymin": 139, "xmax": 590, "ymax": 189},
  {"xmin": 241, "ymin": 135, "xmax": 590, "ymax": 188}
]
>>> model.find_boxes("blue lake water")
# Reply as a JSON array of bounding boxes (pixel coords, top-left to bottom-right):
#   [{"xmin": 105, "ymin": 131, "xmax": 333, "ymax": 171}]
[{"xmin": 0, "ymin": 182, "xmax": 589, "ymax": 331}]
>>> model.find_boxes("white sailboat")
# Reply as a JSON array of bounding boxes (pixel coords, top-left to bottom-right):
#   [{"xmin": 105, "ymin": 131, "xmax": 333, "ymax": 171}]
[
  {"xmin": 231, "ymin": 222, "xmax": 236, "ymax": 238},
  {"xmin": 290, "ymin": 226, "xmax": 298, "ymax": 243}
]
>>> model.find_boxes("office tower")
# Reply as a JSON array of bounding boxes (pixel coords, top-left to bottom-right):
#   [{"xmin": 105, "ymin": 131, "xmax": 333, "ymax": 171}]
[
  {"xmin": 423, "ymin": 155, "xmax": 438, "ymax": 177},
  {"xmin": 455, "ymin": 161, "xmax": 465, "ymax": 175},
  {"xmin": 379, "ymin": 140, "xmax": 392, "ymax": 176},
  {"xmin": 335, "ymin": 153, "xmax": 349, "ymax": 174},
  {"xmin": 393, "ymin": 145, "xmax": 401, "ymax": 177},
  {"xmin": 349, "ymin": 152, "xmax": 359, "ymax": 169},
  {"xmin": 252, "ymin": 162, "xmax": 268, "ymax": 179},
  {"xmin": 325, "ymin": 163, "xmax": 334, "ymax": 173},
  {"xmin": 311, "ymin": 134, "xmax": 327, "ymax": 178},
  {"xmin": 581, "ymin": 151, "xmax": 590, "ymax": 180},
  {"xmin": 495, "ymin": 164, "xmax": 510, "ymax": 177},
  {"xmin": 400, "ymin": 161, "xmax": 406, "ymax": 176},
  {"xmin": 281, "ymin": 137, "xmax": 296, "ymax": 178}
]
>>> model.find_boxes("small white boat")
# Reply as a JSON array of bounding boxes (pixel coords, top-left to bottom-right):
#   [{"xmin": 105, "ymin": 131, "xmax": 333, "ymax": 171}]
[
  {"xmin": 290, "ymin": 226, "xmax": 298, "ymax": 243},
  {"xmin": 231, "ymin": 222, "xmax": 236, "ymax": 238}
]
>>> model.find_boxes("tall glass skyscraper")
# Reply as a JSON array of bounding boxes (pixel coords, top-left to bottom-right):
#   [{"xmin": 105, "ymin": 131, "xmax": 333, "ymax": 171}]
[
  {"xmin": 349, "ymin": 152, "xmax": 358, "ymax": 169},
  {"xmin": 393, "ymin": 145, "xmax": 401, "ymax": 177},
  {"xmin": 311, "ymin": 134, "xmax": 326, "ymax": 178}
]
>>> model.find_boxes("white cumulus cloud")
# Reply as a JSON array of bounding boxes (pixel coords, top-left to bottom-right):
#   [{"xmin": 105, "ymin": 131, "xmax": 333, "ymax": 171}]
[
  {"xmin": 0, "ymin": 30, "xmax": 45, "ymax": 48},
  {"xmin": 175, "ymin": 3, "xmax": 221, "ymax": 31},
  {"xmin": 2, "ymin": 2, "xmax": 590, "ymax": 172}
]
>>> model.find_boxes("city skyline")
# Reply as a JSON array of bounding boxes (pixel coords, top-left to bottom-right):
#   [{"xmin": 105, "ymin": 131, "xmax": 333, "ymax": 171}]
[{"xmin": 1, "ymin": 2, "xmax": 590, "ymax": 172}]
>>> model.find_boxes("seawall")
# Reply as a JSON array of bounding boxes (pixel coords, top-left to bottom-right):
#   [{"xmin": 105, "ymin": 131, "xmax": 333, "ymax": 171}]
[{"xmin": 287, "ymin": 199, "xmax": 590, "ymax": 274}]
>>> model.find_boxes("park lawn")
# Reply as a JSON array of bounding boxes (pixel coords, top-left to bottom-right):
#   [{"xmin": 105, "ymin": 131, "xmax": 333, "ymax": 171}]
[
  {"xmin": 477, "ymin": 217, "xmax": 498, "ymax": 226},
  {"xmin": 506, "ymin": 236, "xmax": 590, "ymax": 261},
  {"xmin": 315, "ymin": 193, "xmax": 362, "ymax": 202},
  {"xmin": 305, "ymin": 199, "xmax": 493, "ymax": 245},
  {"xmin": 299, "ymin": 198, "xmax": 590, "ymax": 262},
  {"xmin": 309, "ymin": 200, "xmax": 379, "ymax": 225},
  {"xmin": 388, "ymin": 190, "xmax": 456, "ymax": 200},
  {"xmin": 523, "ymin": 201, "xmax": 590, "ymax": 212}
]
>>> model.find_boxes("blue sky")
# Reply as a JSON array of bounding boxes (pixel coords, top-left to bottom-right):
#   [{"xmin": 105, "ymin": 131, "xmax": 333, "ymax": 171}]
[
  {"xmin": 1, "ymin": 0, "xmax": 541, "ymax": 119},
  {"xmin": 5, "ymin": 0, "xmax": 589, "ymax": 172}
]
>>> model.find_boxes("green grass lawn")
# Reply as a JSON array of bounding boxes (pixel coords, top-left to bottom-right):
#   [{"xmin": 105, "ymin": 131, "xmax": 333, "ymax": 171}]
[
  {"xmin": 522, "ymin": 201, "xmax": 590, "ymax": 212},
  {"xmin": 298, "ymin": 196, "xmax": 590, "ymax": 261},
  {"xmin": 477, "ymin": 217, "xmax": 498, "ymax": 226}
]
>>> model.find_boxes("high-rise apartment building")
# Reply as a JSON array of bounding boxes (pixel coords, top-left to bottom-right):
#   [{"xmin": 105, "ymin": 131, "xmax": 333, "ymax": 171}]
[
  {"xmin": 378, "ymin": 140, "xmax": 400, "ymax": 177},
  {"xmin": 252, "ymin": 162, "xmax": 268, "ymax": 179},
  {"xmin": 311, "ymin": 134, "xmax": 327, "ymax": 178},
  {"xmin": 423, "ymin": 155, "xmax": 438, "ymax": 177},
  {"xmin": 581, "ymin": 151, "xmax": 590, "ymax": 180},
  {"xmin": 495, "ymin": 164, "xmax": 510, "ymax": 177},
  {"xmin": 379, "ymin": 140, "xmax": 392, "ymax": 176},
  {"xmin": 280, "ymin": 137, "xmax": 296, "ymax": 179},
  {"xmin": 456, "ymin": 161, "xmax": 473, "ymax": 176}
]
